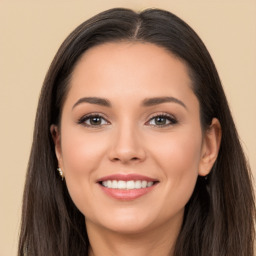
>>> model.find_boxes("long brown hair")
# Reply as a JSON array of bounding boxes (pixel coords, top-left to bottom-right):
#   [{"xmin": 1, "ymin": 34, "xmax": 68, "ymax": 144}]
[{"xmin": 18, "ymin": 8, "xmax": 255, "ymax": 256}]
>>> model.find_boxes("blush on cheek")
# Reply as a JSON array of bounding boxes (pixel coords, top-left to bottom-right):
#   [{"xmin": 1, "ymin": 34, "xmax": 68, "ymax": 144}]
[{"xmin": 61, "ymin": 133, "xmax": 100, "ymax": 169}]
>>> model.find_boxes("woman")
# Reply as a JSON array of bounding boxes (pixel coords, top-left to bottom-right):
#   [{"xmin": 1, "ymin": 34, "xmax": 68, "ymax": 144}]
[{"xmin": 18, "ymin": 8, "xmax": 255, "ymax": 256}]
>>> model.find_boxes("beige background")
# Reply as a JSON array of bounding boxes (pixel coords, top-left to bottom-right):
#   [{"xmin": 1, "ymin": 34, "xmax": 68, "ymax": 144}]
[{"xmin": 0, "ymin": 1, "xmax": 255, "ymax": 255}]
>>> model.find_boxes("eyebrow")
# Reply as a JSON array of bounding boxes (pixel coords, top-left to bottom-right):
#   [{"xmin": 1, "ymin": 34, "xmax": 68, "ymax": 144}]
[
  {"xmin": 72, "ymin": 96, "xmax": 187, "ymax": 110},
  {"xmin": 142, "ymin": 97, "xmax": 187, "ymax": 109},
  {"xmin": 72, "ymin": 97, "xmax": 111, "ymax": 109}
]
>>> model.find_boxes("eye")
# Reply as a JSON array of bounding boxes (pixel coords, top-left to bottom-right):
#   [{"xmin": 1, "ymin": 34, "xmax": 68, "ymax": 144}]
[
  {"xmin": 146, "ymin": 114, "xmax": 177, "ymax": 127},
  {"xmin": 78, "ymin": 114, "xmax": 109, "ymax": 127}
]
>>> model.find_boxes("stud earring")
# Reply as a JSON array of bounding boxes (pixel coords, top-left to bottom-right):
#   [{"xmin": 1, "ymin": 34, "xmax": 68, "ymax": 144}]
[{"xmin": 57, "ymin": 167, "xmax": 64, "ymax": 180}]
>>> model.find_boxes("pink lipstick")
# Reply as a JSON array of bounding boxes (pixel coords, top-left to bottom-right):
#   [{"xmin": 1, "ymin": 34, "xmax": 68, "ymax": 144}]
[{"xmin": 97, "ymin": 174, "xmax": 159, "ymax": 200}]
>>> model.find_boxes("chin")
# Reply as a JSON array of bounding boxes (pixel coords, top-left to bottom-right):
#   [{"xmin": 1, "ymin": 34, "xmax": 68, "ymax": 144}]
[
  {"xmin": 89, "ymin": 208, "xmax": 170, "ymax": 235},
  {"xmin": 101, "ymin": 219, "xmax": 154, "ymax": 235}
]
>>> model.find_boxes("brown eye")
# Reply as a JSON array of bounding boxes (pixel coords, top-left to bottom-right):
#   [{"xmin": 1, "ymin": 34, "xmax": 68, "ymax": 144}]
[
  {"xmin": 79, "ymin": 115, "xmax": 109, "ymax": 127},
  {"xmin": 147, "ymin": 114, "xmax": 177, "ymax": 127},
  {"xmin": 89, "ymin": 116, "xmax": 103, "ymax": 125}
]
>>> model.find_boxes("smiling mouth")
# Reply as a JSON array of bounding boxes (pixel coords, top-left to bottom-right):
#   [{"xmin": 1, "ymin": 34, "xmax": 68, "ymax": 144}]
[
  {"xmin": 99, "ymin": 180, "xmax": 158, "ymax": 190},
  {"xmin": 97, "ymin": 174, "xmax": 159, "ymax": 200}
]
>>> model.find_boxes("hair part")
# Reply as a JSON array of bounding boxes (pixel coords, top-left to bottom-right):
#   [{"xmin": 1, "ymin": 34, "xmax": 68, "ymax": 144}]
[{"xmin": 19, "ymin": 8, "xmax": 255, "ymax": 256}]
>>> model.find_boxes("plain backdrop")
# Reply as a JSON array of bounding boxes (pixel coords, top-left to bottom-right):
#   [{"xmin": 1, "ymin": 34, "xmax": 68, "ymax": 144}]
[{"xmin": 0, "ymin": 1, "xmax": 255, "ymax": 255}]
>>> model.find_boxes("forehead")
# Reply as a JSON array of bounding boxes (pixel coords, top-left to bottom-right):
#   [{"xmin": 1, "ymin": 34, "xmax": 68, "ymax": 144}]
[
  {"xmin": 65, "ymin": 42, "xmax": 197, "ymax": 108},
  {"xmin": 72, "ymin": 42, "xmax": 190, "ymax": 82}
]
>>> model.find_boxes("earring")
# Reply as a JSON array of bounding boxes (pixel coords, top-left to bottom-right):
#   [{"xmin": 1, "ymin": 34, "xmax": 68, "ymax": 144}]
[{"xmin": 57, "ymin": 167, "xmax": 64, "ymax": 180}]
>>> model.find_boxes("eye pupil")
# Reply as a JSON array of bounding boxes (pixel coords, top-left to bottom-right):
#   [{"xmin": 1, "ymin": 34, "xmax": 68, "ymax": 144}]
[
  {"xmin": 155, "ymin": 116, "xmax": 167, "ymax": 125},
  {"xmin": 90, "ymin": 117, "xmax": 101, "ymax": 125}
]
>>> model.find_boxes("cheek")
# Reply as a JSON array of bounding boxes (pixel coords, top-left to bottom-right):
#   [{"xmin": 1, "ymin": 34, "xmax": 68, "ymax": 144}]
[
  {"xmin": 60, "ymin": 129, "xmax": 108, "ymax": 212},
  {"xmin": 151, "ymin": 127, "xmax": 202, "ymax": 170},
  {"xmin": 149, "ymin": 128, "xmax": 202, "ymax": 205},
  {"xmin": 61, "ymin": 128, "xmax": 107, "ymax": 174}
]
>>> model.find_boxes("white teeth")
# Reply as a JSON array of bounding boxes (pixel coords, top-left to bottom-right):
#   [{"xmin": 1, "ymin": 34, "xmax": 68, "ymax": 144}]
[
  {"xmin": 127, "ymin": 180, "xmax": 135, "ymax": 189},
  {"xmin": 112, "ymin": 180, "xmax": 118, "ymax": 188},
  {"xmin": 135, "ymin": 180, "xmax": 141, "ymax": 189},
  {"xmin": 147, "ymin": 181, "xmax": 153, "ymax": 187},
  {"xmin": 101, "ymin": 180, "xmax": 155, "ymax": 189},
  {"xmin": 142, "ymin": 180, "xmax": 147, "ymax": 188},
  {"xmin": 117, "ymin": 180, "xmax": 126, "ymax": 189}
]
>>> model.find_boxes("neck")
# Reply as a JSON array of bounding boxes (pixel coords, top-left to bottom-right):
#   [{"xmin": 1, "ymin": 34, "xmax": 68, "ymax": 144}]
[{"xmin": 86, "ymin": 214, "xmax": 183, "ymax": 256}]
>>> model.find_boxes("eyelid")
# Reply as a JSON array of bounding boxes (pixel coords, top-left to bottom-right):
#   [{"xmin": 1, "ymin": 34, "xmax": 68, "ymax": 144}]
[
  {"xmin": 145, "ymin": 112, "xmax": 178, "ymax": 126},
  {"xmin": 77, "ymin": 112, "xmax": 178, "ymax": 127},
  {"xmin": 78, "ymin": 112, "xmax": 110, "ymax": 127}
]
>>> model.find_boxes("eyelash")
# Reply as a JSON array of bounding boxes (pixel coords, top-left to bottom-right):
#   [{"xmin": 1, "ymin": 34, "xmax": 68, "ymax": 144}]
[
  {"xmin": 146, "ymin": 113, "xmax": 178, "ymax": 127},
  {"xmin": 78, "ymin": 113, "xmax": 109, "ymax": 128},
  {"xmin": 78, "ymin": 112, "xmax": 178, "ymax": 128}
]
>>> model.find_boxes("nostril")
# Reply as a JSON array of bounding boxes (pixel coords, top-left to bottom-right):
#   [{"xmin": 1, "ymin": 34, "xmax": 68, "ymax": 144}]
[
  {"xmin": 112, "ymin": 157, "xmax": 140, "ymax": 162},
  {"xmin": 108, "ymin": 147, "xmax": 146, "ymax": 163},
  {"xmin": 112, "ymin": 157, "xmax": 139, "ymax": 162}
]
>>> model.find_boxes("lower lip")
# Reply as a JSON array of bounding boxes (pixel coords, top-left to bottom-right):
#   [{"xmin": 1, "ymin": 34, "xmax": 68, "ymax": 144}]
[{"xmin": 99, "ymin": 184, "xmax": 157, "ymax": 200}]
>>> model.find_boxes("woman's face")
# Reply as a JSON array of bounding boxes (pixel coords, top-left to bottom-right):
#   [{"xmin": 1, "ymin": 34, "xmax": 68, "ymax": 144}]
[{"xmin": 53, "ymin": 42, "xmax": 218, "ymax": 235}]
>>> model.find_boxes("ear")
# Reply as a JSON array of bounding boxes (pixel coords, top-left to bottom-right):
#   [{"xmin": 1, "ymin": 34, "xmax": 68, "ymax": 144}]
[
  {"xmin": 198, "ymin": 118, "xmax": 222, "ymax": 176},
  {"xmin": 50, "ymin": 124, "xmax": 63, "ymax": 169}
]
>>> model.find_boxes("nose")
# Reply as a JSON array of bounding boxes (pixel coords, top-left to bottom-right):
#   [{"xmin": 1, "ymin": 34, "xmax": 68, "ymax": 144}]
[{"xmin": 108, "ymin": 124, "xmax": 146, "ymax": 164}]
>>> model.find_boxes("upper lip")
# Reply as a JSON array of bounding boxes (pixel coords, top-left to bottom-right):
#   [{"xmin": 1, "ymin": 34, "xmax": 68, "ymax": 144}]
[{"xmin": 97, "ymin": 174, "xmax": 158, "ymax": 182}]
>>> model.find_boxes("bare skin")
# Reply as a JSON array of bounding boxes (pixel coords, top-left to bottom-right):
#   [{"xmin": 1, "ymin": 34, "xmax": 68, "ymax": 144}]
[
  {"xmin": 87, "ymin": 217, "xmax": 180, "ymax": 256},
  {"xmin": 51, "ymin": 42, "xmax": 221, "ymax": 256}
]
